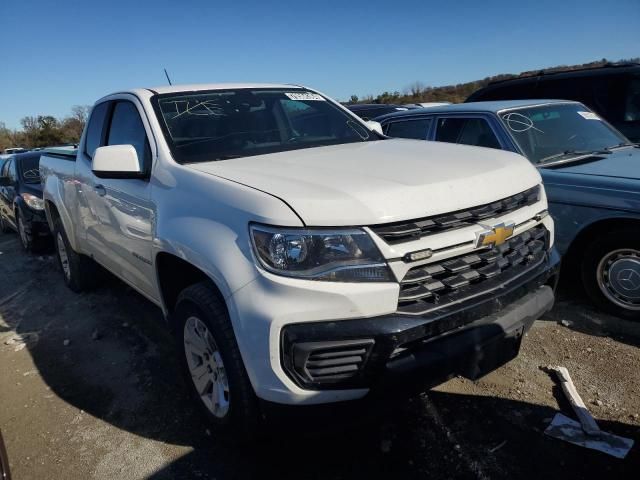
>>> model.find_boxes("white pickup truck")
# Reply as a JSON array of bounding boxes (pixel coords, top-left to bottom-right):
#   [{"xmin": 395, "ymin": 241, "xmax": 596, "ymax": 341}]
[{"xmin": 40, "ymin": 83, "xmax": 559, "ymax": 433}]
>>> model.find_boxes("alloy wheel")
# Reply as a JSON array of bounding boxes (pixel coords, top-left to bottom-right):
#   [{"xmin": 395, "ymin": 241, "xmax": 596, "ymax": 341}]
[
  {"xmin": 183, "ymin": 316, "xmax": 230, "ymax": 418},
  {"xmin": 56, "ymin": 232, "xmax": 71, "ymax": 281}
]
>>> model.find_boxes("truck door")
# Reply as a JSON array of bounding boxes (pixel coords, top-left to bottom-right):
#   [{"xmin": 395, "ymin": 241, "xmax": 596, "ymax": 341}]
[{"xmin": 75, "ymin": 98, "xmax": 158, "ymax": 302}]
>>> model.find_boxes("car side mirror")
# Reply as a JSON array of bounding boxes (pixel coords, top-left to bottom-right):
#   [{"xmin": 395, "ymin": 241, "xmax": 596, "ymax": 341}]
[
  {"xmin": 92, "ymin": 145, "xmax": 144, "ymax": 179},
  {"xmin": 365, "ymin": 120, "xmax": 384, "ymax": 136},
  {"xmin": 0, "ymin": 176, "xmax": 11, "ymax": 187}
]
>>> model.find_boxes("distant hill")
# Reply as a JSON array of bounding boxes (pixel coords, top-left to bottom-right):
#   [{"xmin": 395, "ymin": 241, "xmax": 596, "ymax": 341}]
[{"xmin": 347, "ymin": 58, "xmax": 640, "ymax": 106}]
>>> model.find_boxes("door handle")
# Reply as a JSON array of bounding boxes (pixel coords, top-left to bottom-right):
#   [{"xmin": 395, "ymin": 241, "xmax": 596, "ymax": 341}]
[{"xmin": 94, "ymin": 184, "xmax": 107, "ymax": 197}]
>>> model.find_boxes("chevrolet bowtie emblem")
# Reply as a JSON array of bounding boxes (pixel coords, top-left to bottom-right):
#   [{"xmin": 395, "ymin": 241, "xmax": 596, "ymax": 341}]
[{"xmin": 476, "ymin": 222, "xmax": 515, "ymax": 249}]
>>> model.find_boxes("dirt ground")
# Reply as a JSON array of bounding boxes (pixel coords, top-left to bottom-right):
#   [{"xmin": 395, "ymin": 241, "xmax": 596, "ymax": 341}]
[{"xmin": 1, "ymin": 233, "xmax": 639, "ymax": 480}]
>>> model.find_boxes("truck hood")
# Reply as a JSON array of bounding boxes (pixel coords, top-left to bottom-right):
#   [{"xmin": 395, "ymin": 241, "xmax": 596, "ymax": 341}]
[
  {"xmin": 543, "ymin": 147, "xmax": 640, "ymax": 180},
  {"xmin": 188, "ymin": 140, "xmax": 540, "ymax": 226}
]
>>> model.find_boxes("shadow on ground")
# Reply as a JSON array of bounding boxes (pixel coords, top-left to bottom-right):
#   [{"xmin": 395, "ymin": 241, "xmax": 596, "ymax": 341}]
[{"xmin": 0, "ymin": 235, "xmax": 638, "ymax": 479}]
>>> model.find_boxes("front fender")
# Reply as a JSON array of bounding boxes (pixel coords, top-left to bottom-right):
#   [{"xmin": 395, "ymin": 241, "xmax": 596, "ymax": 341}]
[{"xmin": 549, "ymin": 201, "xmax": 640, "ymax": 255}]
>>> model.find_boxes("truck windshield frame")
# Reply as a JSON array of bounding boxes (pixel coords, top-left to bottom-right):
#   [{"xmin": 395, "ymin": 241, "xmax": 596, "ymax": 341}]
[
  {"xmin": 498, "ymin": 102, "xmax": 629, "ymax": 165},
  {"xmin": 151, "ymin": 88, "xmax": 378, "ymax": 164}
]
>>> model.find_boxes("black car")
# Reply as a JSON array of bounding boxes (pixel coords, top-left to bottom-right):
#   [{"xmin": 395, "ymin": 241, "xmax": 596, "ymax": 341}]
[
  {"xmin": 345, "ymin": 103, "xmax": 416, "ymax": 121},
  {"xmin": 0, "ymin": 152, "xmax": 50, "ymax": 251},
  {"xmin": 466, "ymin": 62, "xmax": 640, "ymax": 142}
]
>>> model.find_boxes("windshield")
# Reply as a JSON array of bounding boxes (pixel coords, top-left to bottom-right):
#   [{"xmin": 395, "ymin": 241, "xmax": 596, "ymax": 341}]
[
  {"xmin": 499, "ymin": 103, "xmax": 630, "ymax": 165},
  {"xmin": 153, "ymin": 89, "xmax": 375, "ymax": 164},
  {"xmin": 18, "ymin": 155, "xmax": 41, "ymax": 184}
]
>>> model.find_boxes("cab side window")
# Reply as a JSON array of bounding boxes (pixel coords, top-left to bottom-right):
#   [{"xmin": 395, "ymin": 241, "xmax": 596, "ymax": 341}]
[
  {"xmin": 385, "ymin": 118, "xmax": 431, "ymax": 139},
  {"xmin": 107, "ymin": 101, "xmax": 151, "ymax": 172},
  {"xmin": 84, "ymin": 102, "xmax": 110, "ymax": 158},
  {"xmin": 436, "ymin": 117, "xmax": 501, "ymax": 150}
]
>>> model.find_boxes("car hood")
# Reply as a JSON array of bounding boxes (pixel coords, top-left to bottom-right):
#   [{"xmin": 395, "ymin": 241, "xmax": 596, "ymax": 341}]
[
  {"xmin": 547, "ymin": 148, "xmax": 640, "ymax": 180},
  {"xmin": 188, "ymin": 140, "xmax": 541, "ymax": 226}
]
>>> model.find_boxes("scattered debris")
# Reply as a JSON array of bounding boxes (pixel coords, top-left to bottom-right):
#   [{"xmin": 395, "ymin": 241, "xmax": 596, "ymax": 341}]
[
  {"xmin": 91, "ymin": 329, "xmax": 102, "ymax": 341},
  {"xmin": 560, "ymin": 319, "xmax": 573, "ymax": 327},
  {"xmin": 551, "ymin": 366, "xmax": 600, "ymax": 436},
  {"xmin": 545, "ymin": 414, "xmax": 634, "ymax": 459},
  {"xmin": 593, "ymin": 399, "xmax": 603, "ymax": 407},
  {"xmin": 489, "ymin": 440, "xmax": 507, "ymax": 453},
  {"xmin": 63, "ymin": 339, "xmax": 70, "ymax": 346},
  {"xmin": 122, "ymin": 322, "xmax": 129, "ymax": 328},
  {"xmin": 545, "ymin": 366, "xmax": 634, "ymax": 458}
]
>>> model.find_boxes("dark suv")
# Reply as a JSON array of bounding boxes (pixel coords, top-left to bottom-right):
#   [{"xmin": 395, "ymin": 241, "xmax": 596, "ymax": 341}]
[{"xmin": 466, "ymin": 63, "xmax": 640, "ymax": 142}]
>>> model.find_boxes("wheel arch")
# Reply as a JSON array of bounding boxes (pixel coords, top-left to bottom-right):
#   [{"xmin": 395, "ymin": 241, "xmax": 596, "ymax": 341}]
[
  {"xmin": 155, "ymin": 252, "xmax": 228, "ymax": 324},
  {"xmin": 564, "ymin": 216, "xmax": 640, "ymax": 266}
]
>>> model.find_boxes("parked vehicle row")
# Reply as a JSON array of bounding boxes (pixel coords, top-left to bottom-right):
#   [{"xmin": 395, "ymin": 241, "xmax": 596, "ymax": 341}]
[{"xmin": 376, "ymin": 100, "xmax": 640, "ymax": 318}]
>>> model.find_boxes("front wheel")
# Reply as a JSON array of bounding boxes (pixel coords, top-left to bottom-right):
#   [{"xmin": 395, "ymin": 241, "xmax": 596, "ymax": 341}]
[
  {"xmin": 582, "ymin": 229, "xmax": 640, "ymax": 320},
  {"xmin": 0, "ymin": 213, "xmax": 11, "ymax": 234},
  {"xmin": 17, "ymin": 212, "xmax": 38, "ymax": 253},
  {"xmin": 174, "ymin": 282, "xmax": 259, "ymax": 436}
]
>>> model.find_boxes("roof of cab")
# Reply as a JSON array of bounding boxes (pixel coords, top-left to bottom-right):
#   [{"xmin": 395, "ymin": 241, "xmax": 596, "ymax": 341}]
[
  {"xmin": 375, "ymin": 99, "xmax": 580, "ymax": 122},
  {"xmin": 148, "ymin": 83, "xmax": 302, "ymax": 95}
]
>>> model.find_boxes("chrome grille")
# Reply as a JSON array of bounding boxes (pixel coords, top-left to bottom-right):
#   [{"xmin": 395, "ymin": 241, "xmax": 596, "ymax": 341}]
[
  {"xmin": 398, "ymin": 225, "xmax": 548, "ymax": 315},
  {"xmin": 371, "ymin": 185, "xmax": 540, "ymax": 244}
]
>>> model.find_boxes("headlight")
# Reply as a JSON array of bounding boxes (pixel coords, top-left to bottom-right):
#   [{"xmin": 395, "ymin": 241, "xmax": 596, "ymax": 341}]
[
  {"xmin": 21, "ymin": 193, "xmax": 44, "ymax": 210},
  {"xmin": 250, "ymin": 224, "xmax": 393, "ymax": 282}
]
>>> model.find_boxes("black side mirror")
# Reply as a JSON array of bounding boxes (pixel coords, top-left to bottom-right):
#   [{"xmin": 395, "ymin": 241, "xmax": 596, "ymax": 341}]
[{"xmin": 0, "ymin": 177, "xmax": 11, "ymax": 187}]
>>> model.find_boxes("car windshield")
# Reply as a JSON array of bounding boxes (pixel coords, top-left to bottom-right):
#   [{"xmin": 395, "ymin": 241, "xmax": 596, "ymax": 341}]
[
  {"xmin": 19, "ymin": 155, "xmax": 41, "ymax": 184},
  {"xmin": 499, "ymin": 103, "xmax": 631, "ymax": 165},
  {"xmin": 153, "ymin": 89, "xmax": 375, "ymax": 164}
]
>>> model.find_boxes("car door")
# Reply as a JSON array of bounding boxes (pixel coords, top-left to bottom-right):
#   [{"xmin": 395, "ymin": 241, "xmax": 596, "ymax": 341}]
[{"xmin": 75, "ymin": 97, "xmax": 158, "ymax": 301}]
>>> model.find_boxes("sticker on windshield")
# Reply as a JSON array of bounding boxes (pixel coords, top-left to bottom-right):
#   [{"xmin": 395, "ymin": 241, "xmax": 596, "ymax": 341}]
[
  {"xmin": 577, "ymin": 111, "xmax": 600, "ymax": 120},
  {"xmin": 285, "ymin": 92, "xmax": 325, "ymax": 101}
]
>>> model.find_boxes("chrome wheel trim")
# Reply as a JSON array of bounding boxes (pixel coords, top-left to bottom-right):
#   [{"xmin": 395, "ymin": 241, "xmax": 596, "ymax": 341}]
[
  {"xmin": 183, "ymin": 316, "xmax": 230, "ymax": 418},
  {"xmin": 597, "ymin": 248, "xmax": 640, "ymax": 311},
  {"xmin": 18, "ymin": 216, "xmax": 28, "ymax": 248},
  {"xmin": 56, "ymin": 232, "xmax": 71, "ymax": 281}
]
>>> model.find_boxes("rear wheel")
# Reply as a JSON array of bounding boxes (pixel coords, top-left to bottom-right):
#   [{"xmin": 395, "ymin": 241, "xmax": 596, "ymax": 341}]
[
  {"xmin": 174, "ymin": 282, "xmax": 260, "ymax": 436},
  {"xmin": 53, "ymin": 217, "xmax": 99, "ymax": 292},
  {"xmin": 582, "ymin": 229, "xmax": 640, "ymax": 320}
]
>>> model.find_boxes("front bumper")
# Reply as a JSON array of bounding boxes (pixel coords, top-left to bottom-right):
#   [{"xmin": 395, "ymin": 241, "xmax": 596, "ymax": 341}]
[
  {"xmin": 18, "ymin": 205, "xmax": 50, "ymax": 237},
  {"xmin": 281, "ymin": 248, "xmax": 559, "ymax": 392}
]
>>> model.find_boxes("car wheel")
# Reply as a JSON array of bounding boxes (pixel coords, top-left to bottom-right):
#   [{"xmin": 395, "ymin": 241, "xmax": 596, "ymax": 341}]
[
  {"xmin": 53, "ymin": 217, "xmax": 99, "ymax": 292},
  {"xmin": 17, "ymin": 212, "xmax": 36, "ymax": 253},
  {"xmin": 582, "ymin": 228, "xmax": 640, "ymax": 320},
  {"xmin": 175, "ymin": 282, "xmax": 259, "ymax": 436},
  {"xmin": 0, "ymin": 213, "xmax": 11, "ymax": 234}
]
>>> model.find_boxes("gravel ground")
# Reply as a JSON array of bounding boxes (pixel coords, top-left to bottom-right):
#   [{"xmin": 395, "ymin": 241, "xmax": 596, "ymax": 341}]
[{"xmin": 1, "ymin": 233, "xmax": 639, "ymax": 479}]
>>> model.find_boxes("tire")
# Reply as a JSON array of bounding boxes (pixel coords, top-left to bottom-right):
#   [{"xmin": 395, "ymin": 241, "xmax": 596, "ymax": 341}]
[
  {"xmin": 581, "ymin": 228, "xmax": 640, "ymax": 320},
  {"xmin": 0, "ymin": 213, "xmax": 11, "ymax": 234},
  {"xmin": 174, "ymin": 282, "xmax": 260, "ymax": 436},
  {"xmin": 53, "ymin": 217, "xmax": 99, "ymax": 292},
  {"xmin": 17, "ymin": 211, "xmax": 37, "ymax": 253}
]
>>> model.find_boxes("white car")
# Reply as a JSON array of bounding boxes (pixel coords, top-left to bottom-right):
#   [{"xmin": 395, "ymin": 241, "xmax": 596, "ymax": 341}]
[{"xmin": 40, "ymin": 83, "xmax": 559, "ymax": 433}]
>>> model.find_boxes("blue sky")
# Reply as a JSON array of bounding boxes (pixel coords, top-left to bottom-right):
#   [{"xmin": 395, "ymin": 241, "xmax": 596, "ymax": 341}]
[{"xmin": 1, "ymin": 0, "xmax": 638, "ymax": 129}]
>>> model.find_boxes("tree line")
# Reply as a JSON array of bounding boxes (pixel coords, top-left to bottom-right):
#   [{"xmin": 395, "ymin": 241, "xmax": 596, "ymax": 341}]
[
  {"xmin": 347, "ymin": 58, "xmax": 639, "ymax": 105},
  {"xmin": 0, "ymin": 106, "xmax": 90, "ymax": 152}
]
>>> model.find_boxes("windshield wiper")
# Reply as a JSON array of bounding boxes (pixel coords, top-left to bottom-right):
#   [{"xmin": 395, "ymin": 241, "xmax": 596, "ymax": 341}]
[
  {"xmin": 603, "ymin": 142, "xmax": 639, "ymax": 150},
  {"xmin": 538, "ymin": 149, "xmax": 612, "ymax": 165}
]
